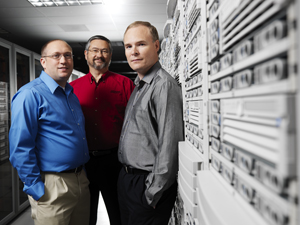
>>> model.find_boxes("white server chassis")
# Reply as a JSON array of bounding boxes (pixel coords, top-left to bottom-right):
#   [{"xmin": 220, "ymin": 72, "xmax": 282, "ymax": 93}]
[{"xmin": 161, "ymin": 0, "xmax": 299, "ymax": 225}]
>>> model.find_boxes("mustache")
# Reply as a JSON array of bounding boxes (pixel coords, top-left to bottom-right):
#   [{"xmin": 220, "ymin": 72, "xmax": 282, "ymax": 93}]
[{"xmin": 94, "ymin": 57, "xmax": 105, "ymax": 62}]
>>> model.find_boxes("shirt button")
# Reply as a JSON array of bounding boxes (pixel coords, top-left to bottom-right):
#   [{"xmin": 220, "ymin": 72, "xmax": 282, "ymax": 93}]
[
  {"xmin": 78, "ymin": 123, "xmax": 80, "ymax": 125},
  {"xmin": 94, "ymin": 138, "xmax": 97, "ymax": 140},
  {"xmin": 71, "ymin": 109, "xmax": 74, "ymax": 111},
  {"xmin": 83, "ymin": 138, "xmax": 85, "ymax": 140},
  {"xmin": 95, "ymin": 123, "xmax": 97, "ymax": 126},
  {"xmin": 95, "ymin": 110, "xmax": 97, "ymax": 112},
  {"xmin": 96, "ymin": 97, "xmax": 98, "ymax": 100}
]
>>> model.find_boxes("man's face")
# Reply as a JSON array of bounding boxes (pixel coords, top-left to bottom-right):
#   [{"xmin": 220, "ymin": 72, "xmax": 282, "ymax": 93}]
[
  {"xmin": 85, "ymin": 39, "xmax": 112, "ymax": 71},
  {"xmin": 123, "ymin": 25, "xmax": 159, "ymax": 78},
  {"xmin": 40, "ymin": 40, "xmax": 73, "ymax": 87}
]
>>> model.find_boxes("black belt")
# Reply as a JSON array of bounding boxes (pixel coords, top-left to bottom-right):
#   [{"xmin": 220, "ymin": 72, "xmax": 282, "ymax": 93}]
[
  {"xmin": 63, "ymin": 165, "xmax": 83, "ymax": 173},
  {"xmin": 43, "ymin": 165, "xmax": 83, "ymax": 174},
  {"xmin": 90, "ymin": 147, "xmax": 118, "ymax": 157},
  {"xmin": 123, "ymin": 165, "xmax": 149, "ymax": 175}
]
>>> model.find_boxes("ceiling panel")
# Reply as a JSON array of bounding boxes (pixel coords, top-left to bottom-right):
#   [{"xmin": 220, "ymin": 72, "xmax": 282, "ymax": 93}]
[
  {"xmin": 86, "ymin": 24, "xmax": 119, "ymax": 31},
  {"xmin": 7, "ymin": 25, "xmax": 64, "ymax": 34},
  {"xmin": 0, "ymin": 0, "xmax": 32, "ymax": 7},
  {"xmin": 59, "ymin": 24, "xmax": 90, "ymax": 32},
  {"xmin": 49, "ymin": 16, "xmax": 112, "ymax": 24},
  {"xmin": 0, "ymin": 7, "xmax": 44, "ymax": 18},
  {"xmin": 37, "ymin": 5, "xmax": 110, "ymax": 17},
  {"xmin": 0, "ymin": 17, "xmax": 54, "ymax": 27}
]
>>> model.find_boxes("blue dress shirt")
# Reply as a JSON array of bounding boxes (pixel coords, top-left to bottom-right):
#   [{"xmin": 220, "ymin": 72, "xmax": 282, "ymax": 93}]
[{"xmin": 9, "ymin": 71, "xmax": 90, "ymax": 200}]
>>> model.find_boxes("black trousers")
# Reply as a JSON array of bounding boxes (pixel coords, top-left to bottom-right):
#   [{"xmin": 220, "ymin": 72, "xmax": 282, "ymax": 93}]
[
  {"xmin": 118, "ymin": 167, "xmax": 177, "ymax": 225},
  {"xmin": 85, "ymin": 148, "xmax": 122, "ymax": 225}
]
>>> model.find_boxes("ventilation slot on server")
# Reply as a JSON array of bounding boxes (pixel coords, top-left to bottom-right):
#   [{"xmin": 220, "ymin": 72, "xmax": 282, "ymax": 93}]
[
  {"xmin": 221, "ymin": 0, "xmax": 286, "ymax": 51},
  {"xmin": 188, "ymin": 1, "xmax": 201, "ymax": 32}
]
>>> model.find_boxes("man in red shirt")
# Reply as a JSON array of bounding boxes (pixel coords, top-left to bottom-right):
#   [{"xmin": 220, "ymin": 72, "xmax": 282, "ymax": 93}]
[{"xmin": 70, "ymin": 35, "xmax": 134, "ymax": 225}]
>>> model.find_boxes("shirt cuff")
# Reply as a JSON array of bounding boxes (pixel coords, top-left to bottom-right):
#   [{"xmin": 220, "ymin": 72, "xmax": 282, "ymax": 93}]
[
  {"xmin": 145, "ymin": 187, "xmax": 161, "ymax": 207},
  {"xmin": 24, "ymin": 180, "xmax": 45, "ymax": 201}
]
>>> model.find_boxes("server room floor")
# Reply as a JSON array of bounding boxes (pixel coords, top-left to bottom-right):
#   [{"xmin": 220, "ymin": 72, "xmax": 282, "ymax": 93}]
[{"xmin": 8, "ymin": 193, "xmax": 110, "ymax": 225}]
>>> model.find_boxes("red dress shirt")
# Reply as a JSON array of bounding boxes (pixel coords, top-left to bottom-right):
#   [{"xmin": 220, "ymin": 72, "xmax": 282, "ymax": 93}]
[{"xmin": 70, "ymin": 71, "xmax": 134, "ymax": 150}]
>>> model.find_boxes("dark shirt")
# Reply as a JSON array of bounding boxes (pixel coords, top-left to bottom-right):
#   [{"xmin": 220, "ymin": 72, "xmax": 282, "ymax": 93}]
[
  {"xmin": 70, "ymin": 71, "xmax": 134, "ymax": 150},
  {"xmin": 118, "ymin": 62, "xmax": 184, "ymax": 207}
]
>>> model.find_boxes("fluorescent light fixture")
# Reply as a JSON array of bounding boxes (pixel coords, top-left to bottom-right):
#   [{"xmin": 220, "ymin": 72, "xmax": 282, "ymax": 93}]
[
  {"xmin": 27, "ymin": 0, "xmax": 103, "ymax": 7},
  {"xmin": 33, "ymin": 2, "xmax": 43, "ymax": 6}
]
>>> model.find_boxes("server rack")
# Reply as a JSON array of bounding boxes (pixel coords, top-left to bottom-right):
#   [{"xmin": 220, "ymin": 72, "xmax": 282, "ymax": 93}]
[{"xmin": 160, "ymin": 0, "xmax": 299, "ymax": 224}]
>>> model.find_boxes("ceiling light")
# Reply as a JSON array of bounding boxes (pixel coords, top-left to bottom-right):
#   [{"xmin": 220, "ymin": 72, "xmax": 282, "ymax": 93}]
[
  {"xmin": 53, "ymin": 0, "xmax": 68, "ymax": 5},
  {"xmin": 27, "ymin": 0, "xmax": 103, "ymax": 7},
  {"xmin": 32, "ymin": 2, "xmax": 44, "ymax": 6}
]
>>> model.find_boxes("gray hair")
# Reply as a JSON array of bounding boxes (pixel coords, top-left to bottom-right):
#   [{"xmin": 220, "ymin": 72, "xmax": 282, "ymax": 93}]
[{"xmin": 85, "ymin": 35, "xmax": 113, "ymax": 53}]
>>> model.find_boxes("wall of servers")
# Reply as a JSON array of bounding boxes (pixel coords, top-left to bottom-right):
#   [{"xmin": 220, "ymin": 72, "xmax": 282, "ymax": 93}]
[
  {"xmin": 0, "ymin": 81, "xmax": 9, "ymax": 164},
  {"xmin": 160, "ymin": 0, "xmax": 299, "ymax": 225}
]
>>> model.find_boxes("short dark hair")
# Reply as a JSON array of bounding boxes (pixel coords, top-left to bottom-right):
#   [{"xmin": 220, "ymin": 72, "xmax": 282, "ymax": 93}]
[
  {"xmin": 41, "ymin": 39, "xmax": 72, "ymax": 56},
  {"xmin": 85, "ymin": 35, "xmax": 113, "ymax": 53},
  {"xmin": 124, "ymin": 21, "xmax": 159, "ymax": 42}
]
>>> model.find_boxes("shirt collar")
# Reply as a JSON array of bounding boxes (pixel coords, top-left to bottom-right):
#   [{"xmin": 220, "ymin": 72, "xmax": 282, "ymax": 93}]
[
  {"xmin": 89, "ymin": 70, "xmax": 111, "ymax": 84},
  {"xmin": 134, "ymin": 61, "xmax": 161, "ymax": 86},
  {"xmin": 40, "ymin": 70, "xmax": 73, "ymax": 95}
]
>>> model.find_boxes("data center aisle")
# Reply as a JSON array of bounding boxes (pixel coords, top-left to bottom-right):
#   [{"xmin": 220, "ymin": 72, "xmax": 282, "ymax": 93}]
[
  {"xmin": 8, "ymin": 193, "xmax": 109, "ymax": 225},
  {"xmin": 95, "ymin": 193, "xmax": 110, "ymax": 225}
]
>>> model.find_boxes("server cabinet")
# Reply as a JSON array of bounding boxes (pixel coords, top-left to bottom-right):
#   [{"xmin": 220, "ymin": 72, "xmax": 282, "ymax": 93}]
[
  {"xmin": 161, "ymin": 0, "xmax": 299, "ymax": 224},
  {"xmin": 0, "ymin": 41, "xmax": 13, "ymax": 225}
]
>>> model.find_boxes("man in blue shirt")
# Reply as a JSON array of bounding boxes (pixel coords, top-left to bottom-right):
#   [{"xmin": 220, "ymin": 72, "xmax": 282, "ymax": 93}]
[{"xmin": 9, "ymin": 39, "xmax": 90, "ymax": 225}]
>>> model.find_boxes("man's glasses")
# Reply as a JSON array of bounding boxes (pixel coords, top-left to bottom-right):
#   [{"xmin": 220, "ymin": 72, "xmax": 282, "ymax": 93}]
[
  {"xmin": 88, "ymin": 49, "xmax": 110, "ymax": 56},
  {"xmin": 42, "ymin": 53, "xmax": 73, "ymax": 60}
]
